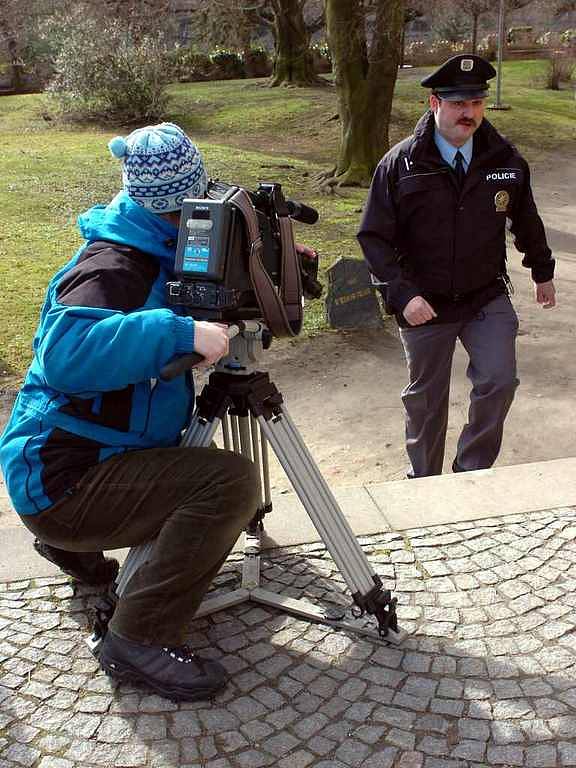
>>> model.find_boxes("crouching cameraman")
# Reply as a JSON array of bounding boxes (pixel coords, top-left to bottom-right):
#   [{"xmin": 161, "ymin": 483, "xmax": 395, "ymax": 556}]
[{"xmin": 0, "ymin": 123, "xmax": 263, "ymax": 701}]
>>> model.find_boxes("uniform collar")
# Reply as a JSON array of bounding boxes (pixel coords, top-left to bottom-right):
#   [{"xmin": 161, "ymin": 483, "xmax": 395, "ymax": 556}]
[
  {"xmin": 409, "ymin": 111, "xmax": 512, "ymax": 170},
  {"xmin": 434, "ymin": 129, "xmax": 473, "ymax": 170}
]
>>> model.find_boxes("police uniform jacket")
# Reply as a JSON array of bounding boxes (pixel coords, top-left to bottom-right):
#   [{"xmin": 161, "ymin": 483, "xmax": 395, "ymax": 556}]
[{"xmin": 358, "ymin": 111, "xmax": 554, "ymax": 324}]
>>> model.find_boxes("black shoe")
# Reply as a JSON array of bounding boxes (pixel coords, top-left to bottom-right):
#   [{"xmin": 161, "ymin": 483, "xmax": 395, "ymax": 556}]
[
  {"xmin": 452, "ymin": 460, "xmax": 465, "ymax": 473},
  {"xmin": 99, "ymin": 630, "xmax": 227, "ymax": 701},
  {"xmin": 33, "ymin": 540, "xmax": 119, "ymax": 586}
]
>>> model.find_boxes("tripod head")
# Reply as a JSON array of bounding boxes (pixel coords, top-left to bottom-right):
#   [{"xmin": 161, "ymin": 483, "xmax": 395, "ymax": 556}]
[
  {"xmin": 160, "ymin": 320, "xmax": 272, "ymax": 381},
  {"xmin": 214, "ymin": 321, "xmax": 272, "ymax": 375}
]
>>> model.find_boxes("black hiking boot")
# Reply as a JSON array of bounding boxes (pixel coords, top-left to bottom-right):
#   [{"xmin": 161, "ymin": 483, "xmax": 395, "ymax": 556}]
[
  {"xmin": 99, "ymin": 630, "xmax": 227, "ymax": 701},
  {"xmin": 33, "ymin": 539, "xmax": 119, "ymax": 586}
]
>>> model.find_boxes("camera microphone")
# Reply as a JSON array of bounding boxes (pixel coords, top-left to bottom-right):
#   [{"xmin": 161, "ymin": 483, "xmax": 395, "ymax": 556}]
[{"xmin": 286, "ymin": 200, "xmax": 319, "ymax": 225}]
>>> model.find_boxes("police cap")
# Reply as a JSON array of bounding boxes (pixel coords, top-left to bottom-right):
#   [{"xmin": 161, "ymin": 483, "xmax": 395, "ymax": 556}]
[{"xmin": 421, "ymin": 54, "xmax": 496, "ymax": 101}]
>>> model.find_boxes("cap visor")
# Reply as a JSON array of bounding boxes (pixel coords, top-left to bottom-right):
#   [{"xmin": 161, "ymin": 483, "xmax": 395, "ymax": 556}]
[{"xmin": 435, "ymin": 89, "xmax": 488, "ymax": 101}]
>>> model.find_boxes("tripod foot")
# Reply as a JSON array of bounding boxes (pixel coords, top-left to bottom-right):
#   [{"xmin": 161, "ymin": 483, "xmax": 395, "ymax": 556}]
[
  {"xmin": 326, "ymin": 618, "xmax": 407, "ymax": 646},
  {"xmin": 351, "ymin": 576, "xmax": 401, "ymax": 640},
  {"xmin": 253, "ymin": 588, "xmax": 409, "ymax": 645}
]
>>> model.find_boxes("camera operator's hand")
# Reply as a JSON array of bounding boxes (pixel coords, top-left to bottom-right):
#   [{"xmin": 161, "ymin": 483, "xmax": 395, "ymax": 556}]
[
  {"xmin": 193, "ymin": 322, "xmax": 229, "ymax": 365},
  {"xmin": 295, "ymin": 243, "xmax": 317, "ymax": 260}
]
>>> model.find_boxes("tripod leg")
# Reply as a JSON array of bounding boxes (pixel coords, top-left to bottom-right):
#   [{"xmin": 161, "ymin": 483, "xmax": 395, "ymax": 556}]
[
  {"xmin": 222, "ymin": 414, "xmax": 231, "ymax": 450},
  {"xmin": 115, "ymin": 539, "xmax": 156, "ymax": 595},
  {"xmin": 238, "ymin": 415, "xmax": 252, "ymax": 459},
  {"xmin": 258, "ymin": 422, "xmax": 272, "ymax": 511},
  {"xmin": 256, "ymin": 408, "xmax": 400, "ymax": 640},
  {"xmin": 115, "ymin": 409, "xmax": 223, "ymax": 597},
  {"xmin": 238, "ymin": 415, "xmax": 265, "ymax": 588},
  {"xmin": 250, "ymin": 414, "xmax": 260, "ymax": 476},
  {"xmin": 181, "ymin": 411, "xmax": 222, "ymax": 448},
  {"xmin": 230, "ymin": 415, "xmax": 240, "ymax": 453},
  {"xmin": 258, "ymin": 410, "xmax": 374, "ymax": 589}
]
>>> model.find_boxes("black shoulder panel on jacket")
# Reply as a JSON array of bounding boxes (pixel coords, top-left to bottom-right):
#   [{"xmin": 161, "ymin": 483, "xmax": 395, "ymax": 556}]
[{"xmin": 56, "ymin": 242, "xmax": 160, "ymax": 311}]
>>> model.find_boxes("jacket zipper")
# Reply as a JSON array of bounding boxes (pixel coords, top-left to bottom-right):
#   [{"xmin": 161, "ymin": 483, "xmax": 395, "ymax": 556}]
[{"xmin": 451, "ymin": 174, "xmax": 462, "ymax": 298}]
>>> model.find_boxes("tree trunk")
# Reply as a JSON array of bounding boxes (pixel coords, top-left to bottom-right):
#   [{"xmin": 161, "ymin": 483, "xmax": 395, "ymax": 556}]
[
  {"xmin": 269, "ymin": 0, "xmax": 325, "ymax": 86},
  {"xmin": 7, "ymin": 38, "xmax": 24, "ymax": 92},
  {"xmin": 325, "ymin": 0, "xmax": 404, "ymax": 187},
  {"xmin": 471, "ymin": 13, "xmax": 479, "ymax": 54}
]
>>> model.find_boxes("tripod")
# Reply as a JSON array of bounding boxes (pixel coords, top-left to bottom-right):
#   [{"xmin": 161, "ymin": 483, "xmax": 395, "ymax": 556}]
[{"xmin": 113, "ymin": 322, "xmax": 402, "ymax": 644}]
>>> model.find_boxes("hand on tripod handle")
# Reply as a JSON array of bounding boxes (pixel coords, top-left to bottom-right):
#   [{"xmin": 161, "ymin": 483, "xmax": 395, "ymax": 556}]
[
  {"xmin": 160, "ymin": 323, "xmax": 240, "ymax": 381},
  {"xmin": 193, "ymin": 321, "xmax": 231, "ymax": 366}
]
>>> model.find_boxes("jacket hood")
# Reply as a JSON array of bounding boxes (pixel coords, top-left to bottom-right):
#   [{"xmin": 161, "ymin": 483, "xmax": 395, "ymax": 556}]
[{"xmin": 77, "ymin": 191, "xmax": 179, "ymax": 273}]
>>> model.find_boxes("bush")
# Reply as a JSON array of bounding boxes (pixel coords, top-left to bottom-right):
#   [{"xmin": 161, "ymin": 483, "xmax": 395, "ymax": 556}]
[
  {"xmin": 430, "ymin": 15, "xmax": 469, "ymax": 44},
  {"xmin": 311, "ymin": 42, "xmax": 332, "ymax": 74},
  {"xmin": 45, "ymin": 13, "xmax": 170, "ymax": 124},
  {"xmin": 404, "ymin": 39, "xmax": 468, "ymax": 67},
  {"xmin": 243, "ymin": 48, "xmax": 272, "ymax": 78},
  {"xmin": 167, "ymin": 46, "xmax": 213, "ymax": 82},
  {"xmin": 15, "ymin": 36, "xmax": 54, "ymax": 91},
  {"xmin": 167, "ymin": 45, "xmax": 271, "ymax": 82},
  {"xmin": 210, "ymin": 49, "xmax": 245, "ymax": 80},
  {"xmin": 560, "ymin": 29, "xmax": 576, "ymax": 49},
  {"xmin": 478, "ymin": 34, "xmax": 498, "ymax": 62}
]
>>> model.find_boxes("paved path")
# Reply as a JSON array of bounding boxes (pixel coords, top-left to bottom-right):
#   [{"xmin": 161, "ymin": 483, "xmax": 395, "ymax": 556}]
[{"xmin": 1, "ymin": 504, "xmax": 576, "ymax": 768}]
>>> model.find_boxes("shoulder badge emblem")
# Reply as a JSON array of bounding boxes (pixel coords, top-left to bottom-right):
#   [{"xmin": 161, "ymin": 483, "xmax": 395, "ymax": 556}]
[{"xmin": 494, "ymin": 190, "xmax": 510, "ymax": 213}]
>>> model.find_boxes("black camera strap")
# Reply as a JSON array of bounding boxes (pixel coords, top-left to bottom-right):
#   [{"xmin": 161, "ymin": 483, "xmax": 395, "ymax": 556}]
[{"xmin": 229, "ymin": 188, "xmax": 303, "ymax": 338}]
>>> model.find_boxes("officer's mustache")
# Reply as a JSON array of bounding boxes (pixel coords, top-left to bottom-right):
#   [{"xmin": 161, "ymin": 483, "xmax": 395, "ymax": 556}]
[{"xmin": 458, "ymin": 119, "xmax": 476, "ymax": 126}]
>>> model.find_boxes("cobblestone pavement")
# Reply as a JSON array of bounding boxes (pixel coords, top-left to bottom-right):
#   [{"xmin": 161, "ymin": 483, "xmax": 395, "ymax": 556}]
[{"xmin": 1, "ymin": 506, "xmax": 576, "ymax": 768}]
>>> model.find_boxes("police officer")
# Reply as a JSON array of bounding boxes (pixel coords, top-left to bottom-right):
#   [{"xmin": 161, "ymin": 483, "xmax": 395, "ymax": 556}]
[{"xmin": 358, "ymin": 54, "xmax": 556, "ymax": 478}]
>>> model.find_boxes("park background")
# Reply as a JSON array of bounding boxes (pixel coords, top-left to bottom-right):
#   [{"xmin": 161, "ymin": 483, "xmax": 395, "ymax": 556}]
[{"xmin": 1, "ymin": 0, "xmax": 575, "ymax": 486}]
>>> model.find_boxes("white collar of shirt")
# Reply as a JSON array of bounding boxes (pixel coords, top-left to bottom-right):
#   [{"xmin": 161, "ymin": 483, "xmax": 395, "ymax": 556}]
[{"xmin": 434, "ymin": 129, "xmax": 473, "ymax": 172}]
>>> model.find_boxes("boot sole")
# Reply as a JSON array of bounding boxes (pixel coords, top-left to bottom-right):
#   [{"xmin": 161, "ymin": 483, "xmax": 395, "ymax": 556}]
[{"xmin": 99, "ymin": 657, "xmax": 226, "ymax": 702}]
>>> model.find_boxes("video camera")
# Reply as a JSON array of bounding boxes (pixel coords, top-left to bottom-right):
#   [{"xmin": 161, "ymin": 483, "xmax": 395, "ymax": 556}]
[{"xmin": 167, "ymin": 180, "xmax": 321, "ymax": 339}]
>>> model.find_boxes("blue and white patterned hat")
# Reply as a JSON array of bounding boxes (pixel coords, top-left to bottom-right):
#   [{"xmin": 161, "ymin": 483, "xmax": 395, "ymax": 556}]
[{"xmin": 108, "ymin": 123, "xmax": 208, "ymax": 213}]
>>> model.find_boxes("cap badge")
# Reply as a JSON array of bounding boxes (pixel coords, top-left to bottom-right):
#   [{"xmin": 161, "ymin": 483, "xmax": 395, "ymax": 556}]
[
  {"xmin": 461, "ymin": 59, "xmax": 474, "ymax": 72},
  {"xmin": 494, "ymin": 190, "xmax": 510, "ymax": 213}
]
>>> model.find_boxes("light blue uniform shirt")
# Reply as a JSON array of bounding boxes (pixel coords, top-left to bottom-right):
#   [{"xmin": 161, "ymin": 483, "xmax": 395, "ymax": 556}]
[{"xmin": 434, "ymin": 130, "xmax": 473, "ymax": 173}]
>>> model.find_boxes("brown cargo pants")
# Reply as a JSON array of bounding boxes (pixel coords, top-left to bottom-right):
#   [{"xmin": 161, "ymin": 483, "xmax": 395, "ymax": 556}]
[{"xmin": 22, "ymin": 446, "xmax": 259, "ymax": 645}]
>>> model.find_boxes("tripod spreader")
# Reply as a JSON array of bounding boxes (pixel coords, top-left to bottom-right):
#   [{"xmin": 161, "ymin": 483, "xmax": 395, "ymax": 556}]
[
  {"xmin": 248, "ymin": 501, "xmax": 273, "ymax": 532},
  {"xmin": 351, "ymin": 575, "xmax": 399, "ymax": 638}
]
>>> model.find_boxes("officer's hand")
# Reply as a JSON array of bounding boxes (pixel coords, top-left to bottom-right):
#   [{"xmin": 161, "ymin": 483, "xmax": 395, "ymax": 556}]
[
  {"xmin": 193, "ymin": 321, "xmax": 229, "ymax": 365},
  {"xmin": 403, "ymin": 296, "xmax": 437, "ymax": 326},
  {"xmin": 535, "ymin": 280, "xmax": 556, "ymax": 309}
]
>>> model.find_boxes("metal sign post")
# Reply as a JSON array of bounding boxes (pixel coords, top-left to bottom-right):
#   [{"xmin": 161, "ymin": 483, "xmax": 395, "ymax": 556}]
[{"xmin": 489, "ymin": 0, "xmax": 511, "ymax": 110}]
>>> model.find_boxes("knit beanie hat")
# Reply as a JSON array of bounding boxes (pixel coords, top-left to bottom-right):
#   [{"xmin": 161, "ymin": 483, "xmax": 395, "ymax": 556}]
[{"xmin": 108, "ymin": 122, "xmax": 208, "ymax": 213}]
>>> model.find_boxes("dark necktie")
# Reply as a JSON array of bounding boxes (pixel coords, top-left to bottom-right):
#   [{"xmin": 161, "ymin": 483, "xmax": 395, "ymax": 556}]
[{"xmin": 454, "ymin": 150, "xmax": 466, "ymax": 189}]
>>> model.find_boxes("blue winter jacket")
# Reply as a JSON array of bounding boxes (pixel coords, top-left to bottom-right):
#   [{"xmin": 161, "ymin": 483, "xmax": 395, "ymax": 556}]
[{"xmin": 0, "ymin": 192, "xmax": 198, "ymax": 516}]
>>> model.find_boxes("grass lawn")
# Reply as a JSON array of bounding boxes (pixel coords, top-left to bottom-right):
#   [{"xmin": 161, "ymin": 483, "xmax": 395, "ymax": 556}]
[{"xmin": 1, "ymin": 59, "xmax": 574, "ymax": 380}]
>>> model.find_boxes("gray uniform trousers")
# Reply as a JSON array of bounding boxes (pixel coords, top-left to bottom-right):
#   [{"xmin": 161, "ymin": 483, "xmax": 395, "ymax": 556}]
[{"xmin": 399, "ymin": 294, "xmax": 520, "ymax": 478}]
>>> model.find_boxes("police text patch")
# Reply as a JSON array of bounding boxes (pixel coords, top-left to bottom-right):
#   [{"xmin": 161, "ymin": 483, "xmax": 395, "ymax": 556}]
[{"xmin": 486, "ymin": 169, "xmax": 519, "ymax": 182}]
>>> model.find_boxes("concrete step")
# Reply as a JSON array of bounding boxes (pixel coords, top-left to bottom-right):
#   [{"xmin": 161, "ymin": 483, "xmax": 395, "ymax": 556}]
[{"xmin": 1, "ymin": 456, "xmax": 574, "ymax": 583}]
